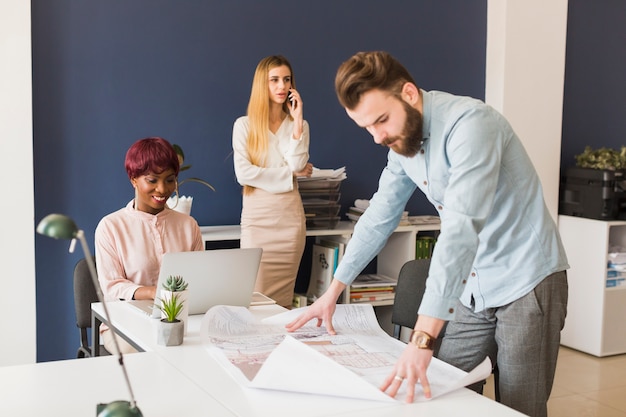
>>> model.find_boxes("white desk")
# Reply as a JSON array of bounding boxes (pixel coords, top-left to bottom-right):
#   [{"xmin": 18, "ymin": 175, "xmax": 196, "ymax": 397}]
[
  {"xmin": 0, "ymin": 351, "xmax": 236, "ymax": 416},
  {"xmin": 92, "ymin": 302, "xmax": 524, "ymax": 417}
]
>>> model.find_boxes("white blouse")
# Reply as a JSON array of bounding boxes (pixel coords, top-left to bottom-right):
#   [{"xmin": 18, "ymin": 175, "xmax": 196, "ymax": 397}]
[{"xmin": 232, "ymin": 115, "xmax": 310, "ymax": 194}]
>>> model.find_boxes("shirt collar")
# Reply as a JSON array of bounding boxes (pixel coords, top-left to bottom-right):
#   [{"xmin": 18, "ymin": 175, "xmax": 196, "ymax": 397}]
[{"xmin": 125, "ymin": 199, "xmax": 172, "ymax": 220}]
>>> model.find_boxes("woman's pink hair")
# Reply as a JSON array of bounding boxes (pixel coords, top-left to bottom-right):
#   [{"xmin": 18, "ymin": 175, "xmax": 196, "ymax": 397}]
[{"xmin": 124, "ymin": 137, "xmax": 180, "ymax": 179}]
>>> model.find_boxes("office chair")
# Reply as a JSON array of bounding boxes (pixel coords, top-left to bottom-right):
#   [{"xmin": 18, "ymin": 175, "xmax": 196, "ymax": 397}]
[
  {"xmin": 391, "ymin": 258, "xmax": 446, "ymax": 354},
  {"xmin": 73, "ymin": 257, "xmax": 110, "ymax": 358},
  {"xmin": 391, "ymin": 258, "xmax": 500, "ymax": 401}
]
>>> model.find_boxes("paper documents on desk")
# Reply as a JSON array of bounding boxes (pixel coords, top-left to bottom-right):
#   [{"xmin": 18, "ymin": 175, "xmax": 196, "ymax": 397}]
[
  {"xmin": 298, "ymin": 166, "xmax": 346, "ymax": 181},
  {"xmin": 200, "ymin": 304, "xmax": 491, "ymax": 402}
]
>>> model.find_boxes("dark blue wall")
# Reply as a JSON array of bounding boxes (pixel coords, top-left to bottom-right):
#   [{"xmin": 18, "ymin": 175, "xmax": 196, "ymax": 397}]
[
  {"xmin": 560, "ymin": 0, "xmax": 626, "ymax": 170},
  {"xmin": 32, "ymin": 0, "xmax": 488, "ymax": 361}
]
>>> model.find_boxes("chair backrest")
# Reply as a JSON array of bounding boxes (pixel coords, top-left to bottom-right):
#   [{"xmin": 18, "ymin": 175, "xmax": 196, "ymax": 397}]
[
  {"xmin": 73, "ymin": 257, "xmax": 106, "ymax": 357},
  {"xmin": 392, "ymin": 258, "xmax": 431, "ymax": 330},
  {"xmin": 73, "ymin": 258, "xmax": 99, "ymax": 330},
  {"xmin": 391, "ymin": 258, "xmax": 447, "ymax": 354}
]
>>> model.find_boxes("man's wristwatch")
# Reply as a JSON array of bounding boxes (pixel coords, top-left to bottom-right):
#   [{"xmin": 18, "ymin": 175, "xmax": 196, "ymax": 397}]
[{"xmin": 409, "ymin": 330, "xmax": 435, "ymax": 350}]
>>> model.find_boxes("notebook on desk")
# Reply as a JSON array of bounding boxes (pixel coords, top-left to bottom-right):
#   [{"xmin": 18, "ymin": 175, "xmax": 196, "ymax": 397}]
[{"xmin": 128, "ymin": 247, "xmax": 263, "ymax": 318}]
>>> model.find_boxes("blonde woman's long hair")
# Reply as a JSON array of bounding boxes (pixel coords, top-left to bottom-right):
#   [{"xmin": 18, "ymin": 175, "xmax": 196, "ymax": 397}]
[{"xmin": 244, "ymin": 55, "xmax": 295, "ymax": 195}]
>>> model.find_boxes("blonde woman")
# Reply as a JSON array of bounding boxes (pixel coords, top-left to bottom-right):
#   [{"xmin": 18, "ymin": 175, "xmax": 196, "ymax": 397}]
[{"xmin": 232, "ymin": 55, "xmax": 313, "ymax": 308}]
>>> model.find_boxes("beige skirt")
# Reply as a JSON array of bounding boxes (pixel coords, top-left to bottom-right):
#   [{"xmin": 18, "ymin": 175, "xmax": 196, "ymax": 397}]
[{"xmin": 240, "ymin": 185, "xmax": 306, "ymax": 308}]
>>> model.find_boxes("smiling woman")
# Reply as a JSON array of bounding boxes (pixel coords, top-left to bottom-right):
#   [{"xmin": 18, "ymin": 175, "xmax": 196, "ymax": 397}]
[{"xmin": 94, "ymin": 137, "xmax": 204, "ymax": 354}]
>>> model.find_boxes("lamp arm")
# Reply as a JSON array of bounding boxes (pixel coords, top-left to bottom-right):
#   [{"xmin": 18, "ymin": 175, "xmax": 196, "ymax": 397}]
[{"xmin": 77, "ymin": 230, "xmax": 139, "ymax": 410}]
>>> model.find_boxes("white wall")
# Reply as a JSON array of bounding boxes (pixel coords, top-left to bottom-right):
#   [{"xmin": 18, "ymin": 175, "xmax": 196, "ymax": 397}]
[
  {"xmin": 486, "ymin": 0, "xmax": 568, "ymax": 221},
  {"xmin": 0, "ymin": 0, "xmax": 36, "ymax": 365}
]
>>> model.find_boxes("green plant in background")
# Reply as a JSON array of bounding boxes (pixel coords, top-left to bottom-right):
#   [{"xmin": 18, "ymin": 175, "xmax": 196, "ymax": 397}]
[
  {"xmin": 157, "ymin": 293, "xmax": 183, "ymax": 322},
  {"xmin": 575, "ymin": 146, "xmax": 626, "ymax": 170},
  {"xmin": 172, "ymin": 144, "xmax": 216, "ymax": 191},
  {"xmin": 162, "ymin": 275, "xmax": 188, "ymax": 292}
]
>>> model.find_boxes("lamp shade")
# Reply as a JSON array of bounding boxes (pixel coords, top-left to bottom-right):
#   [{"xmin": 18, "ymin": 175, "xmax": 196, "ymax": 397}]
[{"xmin": 36, "ymin": 213, "xmax": 79, "ymax": 240}]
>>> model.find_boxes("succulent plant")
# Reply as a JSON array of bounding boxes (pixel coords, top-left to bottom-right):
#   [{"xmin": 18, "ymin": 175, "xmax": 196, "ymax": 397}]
[
  {"xmin": 162, "ymin": 275, "xmax": 188, "ymax": 292},
  {"xmin": 157, "ymin": 293, "xmax": 183, "ymax": 322},
  {"xmin": 575, "ymin": 146, "xmax": 626, "ymax": 170}
]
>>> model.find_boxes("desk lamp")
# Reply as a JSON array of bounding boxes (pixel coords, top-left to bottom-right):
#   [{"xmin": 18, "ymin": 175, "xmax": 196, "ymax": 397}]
[{"xmin": 36, "ymin": 213, "xmax": 143, "ymax": 417}]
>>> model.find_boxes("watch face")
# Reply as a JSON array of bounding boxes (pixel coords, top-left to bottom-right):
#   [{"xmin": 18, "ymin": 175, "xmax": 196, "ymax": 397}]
[{"xmin": 410, "ymin": 331, "xmax": 434, "ymax": 349}]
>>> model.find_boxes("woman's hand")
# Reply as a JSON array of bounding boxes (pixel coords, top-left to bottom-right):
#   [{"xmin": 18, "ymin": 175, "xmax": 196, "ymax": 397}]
[
  {"xmin": 294, "ymin": 162, "xmax": 313, "ymax": 178},
  {"xmin": 288, "ymin": 88, "xmax": 304, "ymax": 138},
  {"xmin": 133, "ymin": 285, "xmax": 157, "ymax": 300}
]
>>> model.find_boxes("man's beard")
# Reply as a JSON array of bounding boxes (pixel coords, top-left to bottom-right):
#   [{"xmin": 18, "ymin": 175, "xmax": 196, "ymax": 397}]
[{"xmin": 382, "ymin": 100, "xmax": 423, "ymax": 157}]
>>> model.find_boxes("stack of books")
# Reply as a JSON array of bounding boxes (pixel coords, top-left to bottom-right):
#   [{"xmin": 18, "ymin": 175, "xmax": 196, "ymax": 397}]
[
  {"xmin": 607, "ymin": 250, "xmax": 626, "ymax": 288},
  {"xmin": 347, "ymin": 198, "xmax": 417, "ymax": 226},
  {"xmin": 416, "ymin": 236, "xmax": 436, "ymax": 259},
  {"xmin": 346, "ymin": 206, "xmax": 365, "ymax": 222},
  {"xmin": 349, "ymin": 273, "xmax": 397, "ymax": 304},
  {"xmin": 307, "ymin": 238, "xmax": 347, "ymax": 303},
  {"xmin": 346, "ymin": 199, "xmax": 370, "ymax": 222}
]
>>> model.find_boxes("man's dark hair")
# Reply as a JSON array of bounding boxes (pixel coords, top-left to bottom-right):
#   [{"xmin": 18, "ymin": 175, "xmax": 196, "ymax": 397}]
[{"xmin": 335, "ymin": 51, "xmax": 417, "ymax": 110}]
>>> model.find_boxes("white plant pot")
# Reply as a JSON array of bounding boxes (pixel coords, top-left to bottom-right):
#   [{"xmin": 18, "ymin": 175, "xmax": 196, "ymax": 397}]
[
  {"xmin": 160, "ymin": 289, "xmax": 189, "ymax": 335},
  {"xmin": 166, "ymin": 195, "xmax": 193, "ymax": 215}
]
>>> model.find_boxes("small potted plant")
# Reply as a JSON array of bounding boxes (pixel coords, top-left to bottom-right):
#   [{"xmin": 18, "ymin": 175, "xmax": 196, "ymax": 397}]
[
  {"xmin": 167, "ymin": 143, "xmax": 216, "ymax": 215},
  {"xmin": 159, "ymin": 275, "xmax": 190, "ymax": 335},
  {"xmin": 156, "ymin": 292, "xmax": 184, "ymax": 346}
]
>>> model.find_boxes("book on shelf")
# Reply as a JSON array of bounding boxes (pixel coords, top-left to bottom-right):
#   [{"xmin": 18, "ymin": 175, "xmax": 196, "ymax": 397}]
[
  {"xmin": 346, "ymin": 206, "xmax": 365, "ymax": 222},
  {"xmin": 416, "ymin": 236, "xmax": 436, "ymax": 259},
  {"xmin": 351, "ymin": 273, "xmax": 397, "ymax": 288},
  {"xmin": 350, "ymin": 286, "xmax": 395, "ymax": 293},
  {"xmin": 318, "ymin": 237, "xmax": 346, "ymax": 273},
  {"xmin": 292, "ymin": 293, "xmax": 308, "ymax": 308},
  {"xmin": 349, "ymin": 274, "xmax": 396, "ymax": 304},
  {"xmin": 350, "ymin": 292, "xmax": 396, "ymax": 303},
  {"xmin": 307, "ymin": 243, "xmax": 337, "ymax": 300},
  {"xmin": 408, "ymin": 215, "xmax": 441, "ymax": 225}
]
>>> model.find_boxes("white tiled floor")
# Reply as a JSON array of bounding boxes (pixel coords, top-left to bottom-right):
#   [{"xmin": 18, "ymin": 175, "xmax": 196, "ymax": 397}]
[{"xmin": 483, "ymin": 346, "xmax": 626, "ymax": 416}]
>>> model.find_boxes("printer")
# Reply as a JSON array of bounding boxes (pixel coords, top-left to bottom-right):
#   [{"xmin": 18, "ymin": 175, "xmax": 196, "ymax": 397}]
[{"xmin": 559, "ymin": 167, "xmax": 626, "ymax": 220}]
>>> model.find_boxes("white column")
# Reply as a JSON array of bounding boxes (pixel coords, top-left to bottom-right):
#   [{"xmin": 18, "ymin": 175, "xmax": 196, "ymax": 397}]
[
  {"xmin": 486, "ymin": 0, "xmax": 569, "ymax": 221},
  {"xmin": 0, "ymin": 0, "xmax": 36, "ymax": 365}
]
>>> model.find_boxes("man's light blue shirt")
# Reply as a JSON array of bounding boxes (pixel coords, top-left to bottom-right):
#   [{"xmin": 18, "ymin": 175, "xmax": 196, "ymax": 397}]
[{"xmin": 334, "ymin": 90, "xmax": 569, "ymax": 320}]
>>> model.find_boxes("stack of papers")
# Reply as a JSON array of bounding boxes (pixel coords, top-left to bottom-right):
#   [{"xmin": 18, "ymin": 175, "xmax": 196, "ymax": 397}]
[
  {"xmin": 298, "ymin": 166, "xmax": 347, "ymax": 181},
  {"xmin": 350, "ymin": 274, "xmax": 397, "ymax": 303},
  {"xmin": 347, "ymin": 198, "xmax": 412, "ymax": 226},
  {"xmin": 408, "ymin": 215, "xmax": 441, "ymax": 225},
  {"xmin": 200, "ymin": 304, "xmax": 492, "ymax": 403},
  {"xmin": 346, "ymin": 198, "xmax": 370, "ymax": 222}
]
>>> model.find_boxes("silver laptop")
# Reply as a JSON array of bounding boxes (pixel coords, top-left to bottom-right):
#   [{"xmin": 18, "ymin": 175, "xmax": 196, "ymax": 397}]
[{"xmin": 129, "ymin": 248, "xmax": 262, "ymax": 318}]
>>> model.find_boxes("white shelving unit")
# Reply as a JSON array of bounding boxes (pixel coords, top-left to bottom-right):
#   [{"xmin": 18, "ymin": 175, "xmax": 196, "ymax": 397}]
[
  {"xmin": 200, "ymin": 221, "xmax": 440, "ymax": 335},
  {"xmin": 200, "ymin": 222, "xmax": 440, "ymax": 275},
  {"xmin": 558, "ymin": 215, "xmax": 626, "ymax": 357}
]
